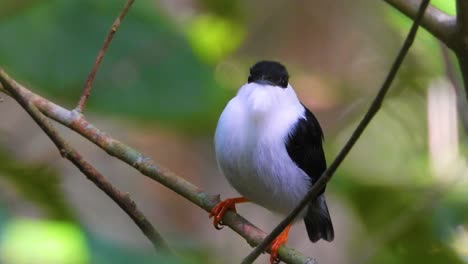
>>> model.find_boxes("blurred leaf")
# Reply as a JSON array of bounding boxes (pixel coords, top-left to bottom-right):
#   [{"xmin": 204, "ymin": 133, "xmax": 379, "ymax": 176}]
[
  {"xmin": 336, "ymin": 178, "xmax": 465, "ymax": 264},
  {"xmin": 199, "ymin": 0, "xmax": 243, "ymax": 19},
  {"xmin": 433, "ymin": 188, "xmax": 468, "ymax": 241},
  {"xmin": 88, "ymin": 232, "xmax": 218, "ymax": 264},
  {"xmin": 0, "ymin": 0, "xmax": 228, "ymax": 133},
  {"xmin": 0, "ymin": 0, "xmax": 44, "ymax": 21},
  {"xmin": 331, "ymin": 91, "xmax": 431, "ymax": 186},
  {"xmin": 1, "ymin": 219, "xmax": 89, "ymax": 264},
  {"xmin": 186, "ymin": 14, "xmax": 245, "ymax": 63},
  {"xmin": 371, "ymin": 231, "xmax": 463, "ymax": 264},
  {"xmin": 0, "ymin": 148, "xmax": 74, "ymax": 221},
  {"xmin": 432, "ymin": 0, "xmax": 456, "ymax": 16},
  {"xmin": 339, "ymin": 182, "xmax": 420, "ymax": 230},
  {"xmin": 384, "ymin": 7, "xmax": 444, "ymax": 78}
]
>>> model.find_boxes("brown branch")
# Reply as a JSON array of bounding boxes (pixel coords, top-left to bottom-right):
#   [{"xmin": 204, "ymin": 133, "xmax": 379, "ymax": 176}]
[
  {"xmin": 383, "ymin": 0, "xmax": 456, "ymax": 49},
  {"xmin": 456, "ymin": 0, "xmax": 468, "ymax": 41},
  {"xmin": 0, "ymin": 70, "xmax": 315, "ymax": 264},
  {"xmin": 455, "ymin": 1, "xmax": 468, "ymax": 102},
  {"xmin": 385, "ymin": 0, "xmax": 468, "ymax": 116},
  {"xmin": 76, "ymin": 0, "xmax": 135, "ymax": 113},
  {"xmin": 241, "ymin": 1, "xmax": 431, "ymax": 263},
  {"xmin": 0, "ymin": 68, "xmax": 171, "ymax": 252}
]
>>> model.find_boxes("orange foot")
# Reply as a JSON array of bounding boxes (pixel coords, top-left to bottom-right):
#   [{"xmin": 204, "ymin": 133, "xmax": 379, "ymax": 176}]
[
  {"xmin": 209, "ymin": 197, "xmax": 248, "ymax": 229},
  {"xmin": 269, "ymin": 224, "xmax": 292, "ymax": 264}
]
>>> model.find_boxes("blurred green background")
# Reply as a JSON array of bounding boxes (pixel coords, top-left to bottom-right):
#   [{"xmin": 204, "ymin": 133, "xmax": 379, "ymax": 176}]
[{"xmin": 0, "ymin": 0, "xmax": 466, "ymax": 263}]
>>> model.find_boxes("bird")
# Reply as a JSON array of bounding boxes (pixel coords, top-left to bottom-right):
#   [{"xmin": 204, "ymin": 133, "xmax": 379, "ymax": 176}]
[{"xmin": 210, "ymin": 60, "xmax": 334, "ymax": 263}]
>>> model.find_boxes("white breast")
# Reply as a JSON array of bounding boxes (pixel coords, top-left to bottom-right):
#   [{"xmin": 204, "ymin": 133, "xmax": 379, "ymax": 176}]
[{"xmin": 214, "ymin": 83, "xmax": 311, "ymax": 215}]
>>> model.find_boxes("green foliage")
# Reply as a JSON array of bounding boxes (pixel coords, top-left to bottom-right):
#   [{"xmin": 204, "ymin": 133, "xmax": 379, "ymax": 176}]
[
  {"xmin": 0, "ymin": 0, "xmax": 229, "ymax": 132},
  {"xmin": 198, "ymin": 0, "xmax": 243, "ymax": 19},
  {"xmin": 432, "ymin": 0, "xmax": 456, "ymax": 15},
  {"xmin": 383, "ymin": 2, "xmax": 456, "ymax": 78},
  {"xmin": 335, "ymin": 178, "xmax": 466, "ymax": 264},
  {"xmin": 186, "ymin": 14, "xmax": 245, "ymax": 63},
  {"xmin": 1, "ymin": 219, "xmax": 89, "ymax": 264},
  {"xmin": 329, "ymin": 88, "xmax": 466, "ymax": 263},
  {"xmin": 88, "ymin": 234, "xmax": 219, "ymax": 264},
  {"xmin": 0, "ymin": 148, "xmax": 74, "ymax": 221}
]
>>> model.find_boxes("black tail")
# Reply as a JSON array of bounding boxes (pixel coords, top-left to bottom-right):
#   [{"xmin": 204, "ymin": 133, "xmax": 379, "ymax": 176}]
[{"xmin": 304, "ymin": 194, "xmax": 334, "ymax": 242}]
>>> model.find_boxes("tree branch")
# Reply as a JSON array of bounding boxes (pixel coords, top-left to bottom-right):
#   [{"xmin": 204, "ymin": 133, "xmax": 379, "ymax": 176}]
[
  {"xmin": 383, "ymin": 0, "xmax": 456, "ymax": 49},
  {"xmin": 0, "ymin": 70, "xmax": 315, "ymax": 264},
  {"xmin": 0, "ymin": 68, "xmax": 171, "ymax": 252},
  {"xmin": 76, "ymin": 0, "xmax": 135, "ymax": 113},
  {"xmin": 241, "ymin": 1, "xmax": 431, "ymax": 263},
  {"xmin": 456, "ymin": 0, "xmax": 468, "ymax": 39},
  {"xmin": 455, "ymin": 0, "xmax": 468, "ymax": 102}
]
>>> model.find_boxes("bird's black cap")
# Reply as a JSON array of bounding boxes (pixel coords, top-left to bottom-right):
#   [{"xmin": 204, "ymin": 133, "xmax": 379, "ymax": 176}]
[{"xmin": 248, "ymin": 60, "xmax": 289, "ymax": 88}]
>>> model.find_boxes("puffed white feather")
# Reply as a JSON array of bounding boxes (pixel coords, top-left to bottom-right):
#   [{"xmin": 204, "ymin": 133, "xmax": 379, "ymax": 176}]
[{"xmin": 214, "ymin": 82, "xmax": 310, "ymax": 215}]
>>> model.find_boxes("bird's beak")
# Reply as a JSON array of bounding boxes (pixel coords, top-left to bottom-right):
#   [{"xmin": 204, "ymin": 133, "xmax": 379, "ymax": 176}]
[{"xmin": 254, "ymin": 79, "xmax": 276, "ymax": 86}]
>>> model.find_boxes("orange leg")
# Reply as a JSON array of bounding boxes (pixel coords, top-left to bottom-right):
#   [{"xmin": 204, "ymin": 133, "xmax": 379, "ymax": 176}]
[
  {"xmin": 209, "ymin": 197, "xmax": 248, "ymax": 229},
  {"xmin": 269, "ymin": 224, "xmax": 292, "ymax": 264}
]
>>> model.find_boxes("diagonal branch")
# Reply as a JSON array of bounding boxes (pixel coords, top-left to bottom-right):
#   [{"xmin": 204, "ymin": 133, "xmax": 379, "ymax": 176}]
[
  {"xmin": 0, "ymin": 70, "xmax": 315, "ymax": 264},
  {"xmin": 0, "ymin": 68, "xmax": 171, "ymax": 252},
  {"xmin": 455, "ymin": 0, "xmax": 468, "ymax": 102},
  {"xmin": 241, "ymin": 1, "xmax": 431, "ymax": 263},
  {"xmin": 383, "ymin": 0, "xmax": 456, "ymax": 49},
  {"xmin": 76, "ymin": 0, "xmax": 135, "ymax": 113},
  {"xmin": 456, "ymin": 0, "xmax": 468, "ymax": 41}
]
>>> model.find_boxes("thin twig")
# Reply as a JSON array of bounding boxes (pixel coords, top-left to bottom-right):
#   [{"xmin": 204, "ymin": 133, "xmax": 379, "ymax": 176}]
[
  {"xmin": 383, "ymin": 0, "xmax": 456, "ymax": 49},
  {"xmin": 241, "ymin": 1, "xmax": 431, "ymax": 263},
  {"xmin": 0, "ymin": 70, "xmax": 313, "ymax": 264},
  {"xmin": 0, "ymin": 69, "xmax": 171, "ymax": 252},
  {"xmin": 76, "ymin": 0, "xmax": 135, "ymax": 112},
  {"xmin": 440, "ymin": 43, "xmax": 468, "ymax": 133}
]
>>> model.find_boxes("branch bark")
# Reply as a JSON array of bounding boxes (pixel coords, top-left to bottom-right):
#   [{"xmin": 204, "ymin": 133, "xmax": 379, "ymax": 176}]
[
  {"xmin": 383, "ymin": 0, "xmax": 456, "ymax": 49},
  {"xmin": 0, "ymin": 70, "xmax": 315, "ymax": 264},
  {"xmin": 455, "ymin": 0, "xmax": 468, "ymax": 102},
  {"xmin": 0, "ymin": 69, "xmax": 171, "ymax": 252},
  {"xmin": 242, "ymin": 1, "xmax": 431, "ymax": 263},
  {"xmin": 456, "ymin": 0, "xmax": 468, "ymax": 40}
]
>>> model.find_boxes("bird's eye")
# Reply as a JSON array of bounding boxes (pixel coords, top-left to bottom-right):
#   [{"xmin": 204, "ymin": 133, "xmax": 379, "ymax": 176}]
[{"xmin": 280, "ymin": 78, "xmax": 287, "ymax": 88}]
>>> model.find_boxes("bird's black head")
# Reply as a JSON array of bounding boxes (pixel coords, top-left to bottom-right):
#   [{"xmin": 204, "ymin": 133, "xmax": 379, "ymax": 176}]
[{"xmin": 248, "ymin": 61, "xmax": 289, "ymax": 88}]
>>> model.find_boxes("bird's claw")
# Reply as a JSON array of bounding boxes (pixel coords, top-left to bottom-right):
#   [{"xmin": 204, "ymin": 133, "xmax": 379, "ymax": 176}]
[
  {"xmin": 268, "ymin": 224, "xmax": 291, "ymax": 264},
  {"xmin": 269, "ymin": 239, "xmax": 283, "ymax": 264},
  {"xmin": 209, "ymin": 198, "xmax": 238, "ymax": 229},
  {"xmin": 214, "ymin": 220, "xmax": 224, "ymax": 230}
]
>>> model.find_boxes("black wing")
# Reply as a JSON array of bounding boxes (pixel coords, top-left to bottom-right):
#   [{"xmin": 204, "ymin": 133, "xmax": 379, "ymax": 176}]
[
  {"xmin": 285, "ymin": 105, "xmax": 326, "ymax": 188},
  {"xmin": 286, "ymin": 106, "xmax": 334, "ymax": 242}
]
